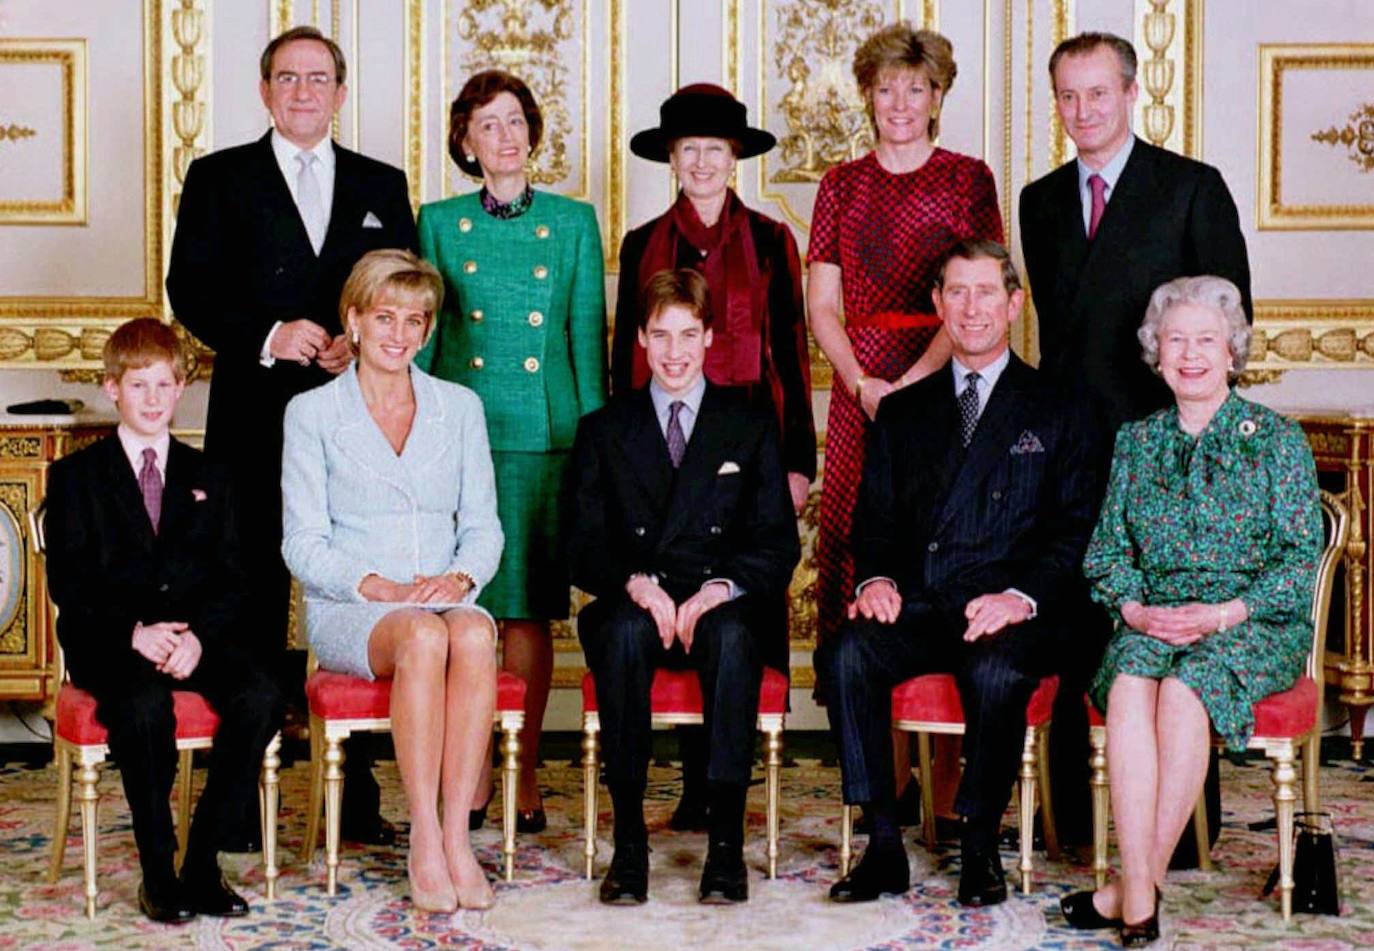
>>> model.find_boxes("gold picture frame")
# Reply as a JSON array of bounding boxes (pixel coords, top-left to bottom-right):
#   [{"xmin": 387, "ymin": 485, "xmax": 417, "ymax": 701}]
[
  {"xmin": 0, "ymin": 39, "xmax": 88, "ymax": 225},
  {"xmin": 1257, "ymin": 43, "xmax": 1374, "ymax": 230}
]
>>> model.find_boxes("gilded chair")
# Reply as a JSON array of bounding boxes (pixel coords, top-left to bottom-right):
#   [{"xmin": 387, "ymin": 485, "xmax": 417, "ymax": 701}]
[
  {"xmin": 1087, "ymin": 488, "xmax": 1350, "ymax": 920},
  {"xmin": 838, "ymin": 673, "xmax": 1062, "ymax": 894},
  {"xmin": 33, "ymin": 502, "xmax": 282, "ymax": 918},
  {"xmin": 580, "ymin": 667, "xmax": 789, "ymax": 878},
  {"xmin": 298, "ymin": 662, "xmax": 528, "ymax": 892}
]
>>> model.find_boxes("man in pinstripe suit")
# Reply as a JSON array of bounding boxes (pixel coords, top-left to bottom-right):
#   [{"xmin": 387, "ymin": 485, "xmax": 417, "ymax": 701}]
[{"xmin": 821, "ymin": 240, "xmax": 1098, "ymax": 906}]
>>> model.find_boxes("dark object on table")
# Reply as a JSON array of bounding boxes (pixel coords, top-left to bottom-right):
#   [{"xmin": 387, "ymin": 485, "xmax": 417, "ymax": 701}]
[{"xmin": 7, "ymin": 398, "xmax": 84, "ymax": 415}]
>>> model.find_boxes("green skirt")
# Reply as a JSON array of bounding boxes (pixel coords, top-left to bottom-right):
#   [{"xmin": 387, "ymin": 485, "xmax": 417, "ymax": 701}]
[{"xmin": 478, "ymin": 449, "xmax": 572, "ymax": 620}]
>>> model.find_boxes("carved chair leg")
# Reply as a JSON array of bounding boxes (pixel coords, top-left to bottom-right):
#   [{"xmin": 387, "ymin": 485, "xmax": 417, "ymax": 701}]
[
  {"xmin": 77, "ymin": 758, "xmax": 101, "ymax": 919},
  {"xmin": 764, "ymin": 726, "xmax": 783, "ymax": 879},
  {"xmin": 840, "ymin": 804, "xmax": 853, "ymax": 877},
  {"xmin": 175, "ymin": 747, "xmax": 194, "ymax": 869},
  {"xmin": 1038, "ymin": 724, "xmax": 1060, "ymax": 859},
  {"xmin": 261, "ymin": 733, "xmax": 281, "ymax": 901},
  {"xmin": 48, "ymin": 744, "xmax": 73, "ymax": 884},
  {"xmin": 1191, "ymin": 792, "xmax": 1213, "ymax": 872},
  {"xmin": 915, "ymin": 731, "xmax": 937, "ymax": 849},
  {"xmin": 1302, "ymin": 731, "xmax": 1321, "ymax": 814},
  {"xmin": 323, "ymin": 732, "xmax": 346, "ymax": 896},
  {"xmin": 1089, "ymin": 725, "xmax": 1110, "ymax": 890},
  {"xmin": 300, "ymin": 713, "xmax": 325, "ymax": 865},
  {"xmin": 1018, "ymin": 727, "xmax": 1038, "ymax": 894},
  {"xmin": 1271, "ymin": 745, "xmax": 1298, "ymax": 922},
  {"xmin": 500, "ymin": 719, "xmax": 521, "ymax": 882},
  {"xmin": 582, "ymin": 719, "xmax": 599, "ymax": 880}
]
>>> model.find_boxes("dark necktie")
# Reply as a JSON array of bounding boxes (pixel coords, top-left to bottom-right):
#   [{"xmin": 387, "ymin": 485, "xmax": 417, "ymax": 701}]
[
  {"xmin": 666, "ymin": 400, "xmax": 687, "ymax": 468},
  {"xmin": 1087, "ymin": 173, "xmax": 1107, "ymax": 240},
  {"xmin": 958, "ymin": 371, "xmax": 982, "ymax": 448},
  {"xmin": 139, "ymin": 446, "xmax": 162, "ymax": 533}
]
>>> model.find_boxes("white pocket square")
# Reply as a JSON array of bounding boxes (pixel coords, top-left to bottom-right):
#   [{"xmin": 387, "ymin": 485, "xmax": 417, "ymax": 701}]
[
  {"xmin": 362, "ymin": 211, "xmax": 383, "ymax": 228},
  {"xmin": 717, "ymin": 461, "xmax": 741, "ymax": 475}
]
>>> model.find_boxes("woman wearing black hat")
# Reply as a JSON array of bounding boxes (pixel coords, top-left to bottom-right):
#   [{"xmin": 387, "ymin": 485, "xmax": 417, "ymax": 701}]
[{"xmin": 611, "ymin": 83, "xmax": 815, "ymax": 835}]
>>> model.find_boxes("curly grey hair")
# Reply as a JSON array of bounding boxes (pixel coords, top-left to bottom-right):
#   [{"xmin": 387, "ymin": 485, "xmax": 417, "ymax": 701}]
[{"xmin": 1137, "ymin": 275, "xmax": 1251, "ymax": 381}]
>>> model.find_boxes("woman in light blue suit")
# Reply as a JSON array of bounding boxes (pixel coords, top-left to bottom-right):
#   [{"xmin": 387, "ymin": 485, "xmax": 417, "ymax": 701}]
[{"xmin": 282, "ymin": 249, "xmax": 504, "ymax": 913}]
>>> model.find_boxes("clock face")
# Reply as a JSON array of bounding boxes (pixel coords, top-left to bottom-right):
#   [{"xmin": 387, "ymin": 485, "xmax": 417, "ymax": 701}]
[{"xmin": 0, "ymin": 502, "xmax": 23, "ymax": 640}]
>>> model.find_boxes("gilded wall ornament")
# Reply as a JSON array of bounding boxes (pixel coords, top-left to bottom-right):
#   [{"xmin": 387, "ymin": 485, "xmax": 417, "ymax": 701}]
[
  {"xmin": 768, "ymin": 0, "xmax": 884, "ymax": 184},
  {"xmin": 0, "ymin": 122, "xmax": 36, "ymax": 143},
  {"xmin": 1311, "ymin": 103, "xmax": 1374, "ymax": 174},
  {"xmin": 456, "ymin": 0, "xmax": 576, "ymax": 187}
]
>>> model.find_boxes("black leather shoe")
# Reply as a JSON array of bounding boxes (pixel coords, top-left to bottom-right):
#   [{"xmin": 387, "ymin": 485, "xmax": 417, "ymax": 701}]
[
  {"xmin": 1120, "ymin": 912, "xmax": 1160, "ymax": 947},
  {"xmin": 599, "ymin": 841, "xmax": 650, "ymax": 905},
  {"xmin": 828, "ymin": 847, "xmax": 910, "ymax": 902},
  {"xmin": 138, "ymin": 878, "xmax": 196, "ymax": 924},
  {"xmin": 957, "ymin": 849, "xmax": 1008, "ymax": 907},
  {"xmin": 468, "ymin": 799, "xmax": 489, "ymax": 831},
  {"xmin": 699, "ymin": 843, "xmax": 748, "ymax": 904},
  {"xmin": 340, "ymin": 814, "xmax": 398, "ymax": 846},
  {"xmin": 669, "ymin": 794, "xmax": 710, "ymax": 832},
  {"xmin": 516, "ymin": 808, "xmax": 547, "ymax": 834},
  {"xmin": 182, "ymin": 870, "xmax": 249, "ymax": 917},
  {"xmin": 1060, "ymin": 890, "xmax": 1122, "ymax": 929}
]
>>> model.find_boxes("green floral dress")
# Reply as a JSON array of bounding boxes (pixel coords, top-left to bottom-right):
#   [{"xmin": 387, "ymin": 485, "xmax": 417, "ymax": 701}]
[{"xmin": 1085, "ymin": 390, "xmax": 1322, "ymax": 750}]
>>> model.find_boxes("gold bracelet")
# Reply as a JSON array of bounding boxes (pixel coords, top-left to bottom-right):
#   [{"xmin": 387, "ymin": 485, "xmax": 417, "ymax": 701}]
[
  {"xmin": 1216, "ymin": 604, "xmax": 1226, "ymax": 633},
  {"xmin": 853, "ymin": 372, "xmax": 869, "ymax": 400},
  {"xmin": 450, "ymin": 570, "xmax": 476, "ymax": 591}
]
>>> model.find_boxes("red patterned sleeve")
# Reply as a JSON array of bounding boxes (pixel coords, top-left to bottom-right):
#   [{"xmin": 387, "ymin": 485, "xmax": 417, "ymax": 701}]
[
  {"xmin": 964, "ymin": 159, "xmax": 1004, "ymax": 244},
  {"xmin": 806, "ymin": 166, "xmax": 842, "ymax": 265}
]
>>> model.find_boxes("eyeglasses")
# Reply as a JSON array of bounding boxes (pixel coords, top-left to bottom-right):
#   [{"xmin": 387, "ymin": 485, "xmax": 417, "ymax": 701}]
[{"xmin": 272, "ymin": 72, "xmax": 336, "ymax": 89}]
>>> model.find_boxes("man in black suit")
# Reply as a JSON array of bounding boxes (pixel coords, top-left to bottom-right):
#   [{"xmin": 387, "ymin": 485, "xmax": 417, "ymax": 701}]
[
  {"xmin": 166, "ymin": 26, "xmax": 416, "ymax": 844},
  {"xmin": 1019, "ymin": 31, "xmax": 1250, "ymax": 852},
  {"xmin": 45, "ymin": 320, "xmax": 285, "ymax": 923},
  {"xmin": 568, "ymin": 269, "xmax": 800, "ymax": 906},
  {"xmin": 821, "ymin": 240, "xmax": 1097, "ymax": 906}
]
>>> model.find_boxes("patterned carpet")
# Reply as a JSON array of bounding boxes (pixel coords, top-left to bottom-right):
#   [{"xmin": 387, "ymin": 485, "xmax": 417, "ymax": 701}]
[{"xmin": 2, "ymin": 746, "xmax": 1372, "ymax": 950}]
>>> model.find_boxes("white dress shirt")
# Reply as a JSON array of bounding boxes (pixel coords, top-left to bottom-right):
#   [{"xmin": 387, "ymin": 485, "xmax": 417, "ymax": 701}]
[
  {"xmin": 951, "ymin": 348, "xmax": 1011, "ymax": 421},
  {"xmin": 116, "ymin": 425, "xmax": 169, "ymax": 482},
  {"xmin": 1076, "ymin": 135, "xmax": 1134, "ymax": 234}
]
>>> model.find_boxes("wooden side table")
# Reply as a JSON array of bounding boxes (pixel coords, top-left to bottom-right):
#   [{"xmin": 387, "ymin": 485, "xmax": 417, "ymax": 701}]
[
  {"xmin": 1289, "ymin": 409, "xmax": 1373, "ymax": 758},
  {"xmin": 0, "ymin": 415, "xmax": 115, "ymax": 704}
]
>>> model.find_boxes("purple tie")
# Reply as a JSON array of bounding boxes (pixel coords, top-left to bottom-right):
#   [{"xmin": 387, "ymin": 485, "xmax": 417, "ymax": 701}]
[
  {"xmin": 139, "ymin": 447, "xmax": 162, "ymax": 533},
  {"xmin": 666, "ymin": 401, "xmax": 687, "ymax": 468},
  {"xmin": 1087, "ymin": 173, "xmax": 1107, "ymax": 240}
]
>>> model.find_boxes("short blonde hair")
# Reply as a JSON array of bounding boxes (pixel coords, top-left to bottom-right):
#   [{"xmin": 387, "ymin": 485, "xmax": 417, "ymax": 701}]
[
  {"xmin": 1138, "ymin": 275, "xmax": 1251, "ymax": 381},
  {"xmin": 103, "ymin": 318, "xmax": 186, "ymax": 383},
  {"xmin": 853, "ymin": 22, "xmax": 956, "ymax": 139},
  {"xmin": 339, "ymin": 249, "xmax": 444, "ymax": 351}
]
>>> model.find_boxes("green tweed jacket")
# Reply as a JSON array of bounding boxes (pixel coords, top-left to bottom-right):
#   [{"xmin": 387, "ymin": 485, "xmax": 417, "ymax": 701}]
[{"xmin": 416, "ymin": 190, "xmax": 607, "ymax": 452}]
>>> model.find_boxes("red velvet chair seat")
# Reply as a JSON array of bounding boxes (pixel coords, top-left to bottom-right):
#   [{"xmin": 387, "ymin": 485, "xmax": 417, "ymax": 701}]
[
  {"xmin": 54, "ymin": 683, "xmax": 221, "ymax": 746},
  {"xmin": 580, "ymin": 667, "xmax": 789, "ymax": 715},
  {"xmin": 892, "ymin": 673, "xmax": 1059, "ymax": 726},
  {"xmin": 1083, "ymin": 677, "xmax": 1317, "ymax": 740},
  {"xmin": 305, "ymin": 669, "xmax": 528, "ymax": 720}
]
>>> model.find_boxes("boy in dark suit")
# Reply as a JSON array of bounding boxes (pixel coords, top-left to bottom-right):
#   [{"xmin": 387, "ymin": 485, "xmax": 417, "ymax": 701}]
[
  {"xmin": 568, "ymin": 269, "xmax": 800, "ymax": 905},
  {"xmin": 820, "ymin": 241, "xmax": 1097, "ymax": 906},
  {"xmin": 44, "ymin": 319, "xmax": 284, "ymax": 923}
]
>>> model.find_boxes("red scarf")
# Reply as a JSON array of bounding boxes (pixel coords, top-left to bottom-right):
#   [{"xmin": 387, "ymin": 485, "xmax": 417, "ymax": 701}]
[{"xmin": 633, "ymin": 189, "xmax": 766, "ymax": 390}]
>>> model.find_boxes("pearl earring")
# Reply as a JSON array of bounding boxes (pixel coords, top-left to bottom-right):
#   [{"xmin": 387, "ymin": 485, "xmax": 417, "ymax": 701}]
[
  {"xmin": 464, "ymin": 152, "xmax": 476, "ymax": 163},
  {"xmin": 351, "ymin": 329, "xmax": 360, "ymax": 344}
]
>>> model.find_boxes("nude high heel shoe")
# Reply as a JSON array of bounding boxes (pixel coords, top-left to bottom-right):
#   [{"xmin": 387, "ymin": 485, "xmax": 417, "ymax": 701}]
[{"xmin": 408, "ymin": 852, "xmax": 458, "ymax": 914}]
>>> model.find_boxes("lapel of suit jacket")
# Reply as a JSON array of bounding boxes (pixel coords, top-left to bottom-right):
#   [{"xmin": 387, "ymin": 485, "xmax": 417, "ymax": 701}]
[
  {"xmin": 658, "ymin": 384, "xmax": 730, "ymax": 549},
  {"xmin": 919, "ymin": 368, "xmax": 963, "ymax": 516},
  {"xmin": 610, "ymin": 389, "xmax": 675, "ymax": 531},
  {"xmin": 1068, "ymin": 138, "xmax": 1156, "ymax": 323},
  {"xmin": 156, "ymin": 439, "xmax": 197, "ymax": 548},
  {"xmin": 252, "ymin": 131, "xmax": 320, "ymax": 263},
  {"xmin": 330, "ymin": 365, "xmax": 425, "ymax": 501},
  {"xmin": 320, "ymin": 143, "xmax": 361, "ymax": 262},
  {"xmin": 934, "ymin": 355, "xmax": 1034, "ymax": 536},
  {"xmin": 98, "ymin": 436, "xmax": 158, "ymax": 550}
]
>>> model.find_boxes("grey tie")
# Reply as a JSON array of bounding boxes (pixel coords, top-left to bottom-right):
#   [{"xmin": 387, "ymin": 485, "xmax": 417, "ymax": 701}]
[
  {"xmin": 958, "ymin": 371, "xmax": 982, "ymax": 447},
  {"xmin": 295, "ymin": 152, "xmax": 326, "ymax": 254},
  {"xmin": 666, "ymin": 400, "xmax": 687, "ymax": 468}
]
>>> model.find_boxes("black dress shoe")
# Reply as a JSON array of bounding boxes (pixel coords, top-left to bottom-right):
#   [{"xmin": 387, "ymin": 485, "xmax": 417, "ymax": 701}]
[
  {"xmin": 182, "ymin": 870, "xmax": 250, "ymax": 917},
  {"xmin": 1121, "ymin": 912, "xmax": 1161, "ymax": 947},
  {"xmin": 957, "ymin": 849, "xmax": 1008, "ymax": 907},
  {"xmin": 1060, "ymin": 890, "xmax": 1122, "ymax": 929},
  {"xmin": 599, "ymin": 841, "xmax": 650, "ymax": 905},
  {"xmin": 669, "ymin": 794, "xmax": 710, "ymax": 832},
  {"xmin": 138, "ymin": 878, "xmax": 196, "ymax": 924},
  {"xmin": 516, "ymin": 808, "xmax": 547, "ymax": 834},
  {"xmin": 469, "ymin": 799, "xmax": 489, "ymax": 831},
  {"xmin": 828, "ymin": 847, "xmax": 910, "ymax": 903},
  {"xmin": 699, "ymin": 843, "xmax": 748, "ymax": 904},
  {"xmin": 340, "ymin": 814, "xmax": 398, "ymax": 846}
]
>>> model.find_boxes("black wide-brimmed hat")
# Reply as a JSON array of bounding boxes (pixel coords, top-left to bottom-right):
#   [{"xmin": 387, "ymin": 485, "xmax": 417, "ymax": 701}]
[{"xmin": 630, "ymin": 84, "xmax": 776, "ymax": 162}]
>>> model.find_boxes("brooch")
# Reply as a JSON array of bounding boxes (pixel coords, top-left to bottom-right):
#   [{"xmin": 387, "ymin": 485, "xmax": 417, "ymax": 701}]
[{"xmin": 1238, "ymin": 419, "xmax": 1257, "ymax": 437}]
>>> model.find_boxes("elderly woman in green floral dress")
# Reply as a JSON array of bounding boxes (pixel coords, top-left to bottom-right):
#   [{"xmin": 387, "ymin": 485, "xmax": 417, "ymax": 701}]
[{"xmin": 1060, "ymin": 276, "xmax": 1321, "ymax": 947}]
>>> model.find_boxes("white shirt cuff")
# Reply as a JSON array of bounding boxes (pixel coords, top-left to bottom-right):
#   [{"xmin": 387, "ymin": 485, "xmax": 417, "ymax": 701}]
[
  {"xmin": 259, "ymin": 321, "xmax": 283, "ymax": 367},
  {"xmin": 703, "ymin": 578, "xmax": 740, "ymax": 600},
  {"xmin": 855, "ymin": 576, "xmax": 896, "ymax": 597},
  {"xmin": 1004, "ymin": 588, "xmax": 1038, "ymax": 619}
]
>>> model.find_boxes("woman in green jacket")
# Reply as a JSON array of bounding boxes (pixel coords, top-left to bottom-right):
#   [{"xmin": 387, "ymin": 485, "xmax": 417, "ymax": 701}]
[{"xmin": 417, "ymin": 70, "xmax": 607, "ymax": 830}]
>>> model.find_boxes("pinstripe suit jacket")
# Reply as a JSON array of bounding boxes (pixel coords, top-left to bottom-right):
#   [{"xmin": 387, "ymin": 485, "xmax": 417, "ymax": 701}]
[{"xmin": 852, "ymin": 353, "xmax": 1098, "ymax": 628}]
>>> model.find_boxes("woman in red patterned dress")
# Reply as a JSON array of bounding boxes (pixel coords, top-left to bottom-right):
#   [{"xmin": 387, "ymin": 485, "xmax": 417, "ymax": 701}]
[{"xmin": 809, "ymin": 23, "xmax": 1002, "ymax": 655}]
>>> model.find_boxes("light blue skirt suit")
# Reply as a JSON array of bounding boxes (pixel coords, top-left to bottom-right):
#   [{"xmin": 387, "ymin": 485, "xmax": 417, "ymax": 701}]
[{"xmin": 281, "ymin": 363, "xmax": 504, "ymax": 679}]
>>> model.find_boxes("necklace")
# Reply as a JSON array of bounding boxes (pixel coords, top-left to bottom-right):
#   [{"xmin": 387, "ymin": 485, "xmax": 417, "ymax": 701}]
[{"xmin": 480, "ymin": 183, "xmax": 533, "ymax": 219}]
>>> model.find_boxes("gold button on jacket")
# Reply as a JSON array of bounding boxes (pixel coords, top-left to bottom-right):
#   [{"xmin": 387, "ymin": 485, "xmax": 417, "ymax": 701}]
[
  {"xmin": 470, "ymin": 309, "xmax": 484, "ymax": 322},
  {"xmin": 533, "ymin": 265, "xmax": 548, "ymax": 280},
  {"xmin": 524, "ymin": 356, "xmax": 540, "ymax": 372},
  {"xmin": 458, "ymin": 217, "xmax": 472, "ymax": 232},
  {"xmin": 528, "ymin": 311, "xmax": 544, "ymax": 327},
  {"xmin": 463, "ymin": 260, "xmax": 477, "ymax": 274},
  {"xmin": 535, "ymin": 224, "xmax": 550, "ymax": 239},
  {"xmin": 470, "ymin": 356, "xmax": 484, "ymax": 369}
]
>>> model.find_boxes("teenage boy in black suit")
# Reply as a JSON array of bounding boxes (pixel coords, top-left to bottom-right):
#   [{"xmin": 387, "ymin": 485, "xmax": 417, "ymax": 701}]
[
  {"xmin": 44, "ymin": 319, "xmax": 284, "ymax": 923},
  {"xmin": 821, "ymin": 241, "xmax": 1097, "ymax": 906},
  {"xmin": 568, "ymin": 269, "xmax": 800, "ymax": 905}
]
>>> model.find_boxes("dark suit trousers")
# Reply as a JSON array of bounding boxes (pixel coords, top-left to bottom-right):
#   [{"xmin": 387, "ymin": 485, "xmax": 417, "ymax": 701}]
[
  {"xmin": 80, "ymin": 648, "xmax": 284, "ymax": 882},
  {"xmin": 579, "ymin": 594, "xmax": 763, "ymax": 796},
  {"xmin": 818, "ymin": 599, "xmax": 1057, "ymax": 844}
]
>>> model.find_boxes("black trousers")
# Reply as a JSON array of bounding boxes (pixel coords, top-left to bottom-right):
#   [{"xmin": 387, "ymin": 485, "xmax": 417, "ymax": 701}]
[
  {"xmin": 817, "ymin": 599, "xmax": 1056, "ymax": 842},
  {"xmin": 578, "ymin": 594, "xmax": 763, "ymax": 793},
  {"xmin": 80, "ymin": 649, "xmax": 284, "ymax": 882}
]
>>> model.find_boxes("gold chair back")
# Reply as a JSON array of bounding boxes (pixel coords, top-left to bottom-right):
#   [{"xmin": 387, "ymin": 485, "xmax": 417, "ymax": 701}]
[{"xmin": 1307, "ymin": 489, "xmax": 1350, "ymax": 688}]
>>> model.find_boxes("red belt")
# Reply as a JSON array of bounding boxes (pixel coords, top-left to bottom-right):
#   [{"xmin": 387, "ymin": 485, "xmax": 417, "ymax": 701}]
[{"xmin": 857, "ymin": 311, "xmax": 941, "ymax": 331}]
